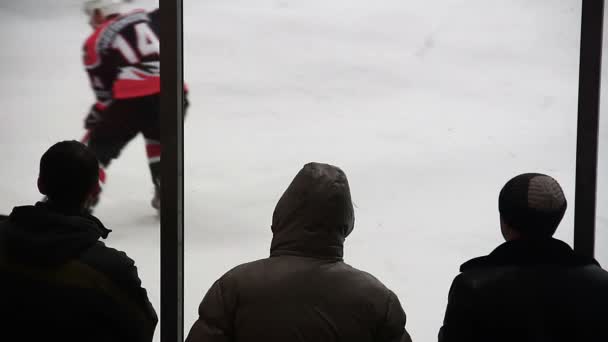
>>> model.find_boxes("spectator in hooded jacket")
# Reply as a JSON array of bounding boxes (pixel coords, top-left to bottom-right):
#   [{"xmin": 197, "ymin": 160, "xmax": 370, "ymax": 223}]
[
  {"xmin": 439, "ymin": 173, "xmax": 608, "ymax": 342},
  {"xmin": 186, "ymin": 162, "xmax": 412, "ymax": 342},
  {"xmin": 0, "ymin": 140, "xmax": 157, "ymax": 342}
]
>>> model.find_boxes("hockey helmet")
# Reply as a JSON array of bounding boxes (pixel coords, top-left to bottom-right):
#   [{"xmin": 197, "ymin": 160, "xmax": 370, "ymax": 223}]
[{"xmin": 83, "ymin": 0, "xmax": 124, "ymax": 17}]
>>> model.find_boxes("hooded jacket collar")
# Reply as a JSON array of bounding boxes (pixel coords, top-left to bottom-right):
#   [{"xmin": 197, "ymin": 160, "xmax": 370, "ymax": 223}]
[
  {"xmin": 0, "ymin": 202, "xmax": 111, "ymax": 266},
  {"xmin": 460, "ymin": 237, "xmax": 599, "ymax": 272},
  {"xmin": 270, "ymin": 163, "xmax": 355, "ymax": 261}
]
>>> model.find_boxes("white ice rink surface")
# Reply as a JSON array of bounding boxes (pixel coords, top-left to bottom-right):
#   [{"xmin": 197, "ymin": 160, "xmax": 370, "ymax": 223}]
[{"xmin": 1, "ymin": 1, "xmax": 607, "ymax": 341}]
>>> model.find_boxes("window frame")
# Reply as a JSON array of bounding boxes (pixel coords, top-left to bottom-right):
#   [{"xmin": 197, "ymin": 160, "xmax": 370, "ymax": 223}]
[
  {"xmin": 574, "ymin": 0, "xmax": 604, "ymax": 258},
  {"xmin": 158, "ymin": 1, "xmax": 604, "ymax": 341},
  {"xmin": 159, "ymin": 0, "xmax": 185, "ymax": 341}
]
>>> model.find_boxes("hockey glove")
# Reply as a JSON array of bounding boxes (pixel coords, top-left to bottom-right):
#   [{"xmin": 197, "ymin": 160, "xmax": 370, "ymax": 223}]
[{"xmin": 84, "ymin": 105, "xmax": 103, "ymax": 129}]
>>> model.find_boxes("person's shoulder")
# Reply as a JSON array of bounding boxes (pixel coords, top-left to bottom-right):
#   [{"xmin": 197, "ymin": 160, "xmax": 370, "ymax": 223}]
[
  {"xmin": 335, "ymin": 262, "xmax": 397, "ymax": 296},
  {"xmin": 147, "ymin": 8, "xmax": 159, "ymax": 29},
  {"xmin": 0, "ymin": 214, "xmax": 13, "ymax": 244},
  {"xmin": 454, "ymin": 255, "xmax": 514, "ymax": 292},
  {"xmin": 83, "ymin": 21, "xmax": 114, "ymax": 68},
  {"xmin": 79, "ymin": 241, "xmax": 138, "ymax": 276},
  {"xmin": 575, "ymin": 263, "xmax": 608, "ymax": 284},
  {"xmin": 459, "ymin": 254, "xmax": 491, "ymax": 272},
  {"xmin": 118, "ymin": 8, "xmax": 150, "ymax": 22},
  {"xmin": 221, "ymin": 257, "xmax": 270, "ymax": 278},
  {"xmin": 203, "ymin": 258, "xmax": 270, "ymax": 293},
  {"xmin": 337, "ymin": 263, "xmax": 406, "ymax": 319},
  {"xmin": 83, "ymin": 28, "xmax": 100, "ymax": 49},
  {"xmin": 0, "ymin": 214, "xmax": 11, "ymax": 229}
]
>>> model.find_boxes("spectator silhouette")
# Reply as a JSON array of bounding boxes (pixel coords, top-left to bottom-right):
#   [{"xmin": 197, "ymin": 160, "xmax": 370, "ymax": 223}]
[
  {"xmin": 0, "ymin": 140, "xmax": 157, "ymax": 342},
  {"xmin": 187, "ymin": 162, "xmax": 412, "ymax": 342},
  {"xmin": 439, "ymin": 173, "xmax": 608, "ymax": 342}
]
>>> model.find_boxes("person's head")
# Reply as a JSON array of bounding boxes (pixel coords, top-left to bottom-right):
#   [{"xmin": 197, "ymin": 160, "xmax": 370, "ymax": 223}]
[
  {"xmin": 38, "ymin": 141, "xmax": 100, "ymax": 210},
  {"xmin": 270, "ymin": 162, "xmax": 355, "ymax": 259},
  {"xmin": 498, "ymin": 173, "xmax": 567, "ymax": 241},
  {"xmin": 83, "ymin": 0, "xmax": 123, "ymax": 28}
]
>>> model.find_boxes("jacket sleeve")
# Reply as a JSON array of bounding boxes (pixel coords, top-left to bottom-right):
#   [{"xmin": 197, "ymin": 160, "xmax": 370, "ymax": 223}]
[
  {"xmin": 438, "ymin": 274, "xmax": 479, "ymax": 342},
  {"xmin": 186, "ymin": 278, "xmax": 234, "ymax": 342},
  {"xmin": 109, "ymin": 251, "xmax": 159, "ymax": 341},
  {"xmin": 79, "ymin": 242, "xmax": 158, "ymax": 341},
  {"xmin": 376, "ymin": 289, "xmax": 413, "ymax": 342}
]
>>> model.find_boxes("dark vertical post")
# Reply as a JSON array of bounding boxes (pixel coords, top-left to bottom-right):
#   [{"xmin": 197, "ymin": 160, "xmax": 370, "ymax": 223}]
[
  {"xmin": 160, "ymin": 0, "xmax": 184, "ymax": 341},
  {"xmin": 574, "ymin": 0, "xmax": 604, "ymax": 258}
]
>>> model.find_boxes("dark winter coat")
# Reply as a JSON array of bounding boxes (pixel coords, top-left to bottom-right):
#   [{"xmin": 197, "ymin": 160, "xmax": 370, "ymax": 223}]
[
  {"xmin": 186, "ymin": 162, "xmax": 412, "ymax": 342},
  {"xmin": 439, "ymin": 237, "xmax": 608, "ymax": 342},
  {"xmin": 0, "ymin": 202, "xmax": 158, "ymax": 342}
]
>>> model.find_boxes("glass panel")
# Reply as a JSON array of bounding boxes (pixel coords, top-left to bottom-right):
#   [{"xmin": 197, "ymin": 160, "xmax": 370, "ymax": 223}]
[
  {"xmin": 185, "ymin": 1, "xmax": 581, "ymax": 340},
  {"xmin": 0, "ymin": 1, "xmax": 161, "ymax": 341}
]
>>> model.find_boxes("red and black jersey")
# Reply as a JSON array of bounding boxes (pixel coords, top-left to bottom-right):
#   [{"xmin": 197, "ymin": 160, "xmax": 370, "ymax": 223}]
[{"xmin": 83, "ymin": 9, "xmax": 160, "ymax": 110}]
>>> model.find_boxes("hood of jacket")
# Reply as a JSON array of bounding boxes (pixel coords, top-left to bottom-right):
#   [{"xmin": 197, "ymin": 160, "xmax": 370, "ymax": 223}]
[
  {"xmin": 0, "ymin": 202, "xmax": 111, "ymax": 267},
  {"xmin": 270, "ymin": 162, "xmax": 355, "ymax": 260}
]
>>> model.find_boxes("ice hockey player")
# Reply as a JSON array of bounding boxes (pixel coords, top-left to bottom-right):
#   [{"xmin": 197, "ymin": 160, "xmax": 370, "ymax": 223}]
[{"xmin": 81, "ymin": 0, "xmax": 162, "ymax": 212}]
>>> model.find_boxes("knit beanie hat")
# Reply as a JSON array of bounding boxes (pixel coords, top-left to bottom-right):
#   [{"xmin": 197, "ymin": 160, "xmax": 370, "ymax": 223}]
[{"xmin": 498, "ymin": 173, "xmax": 567, "ymax": 237}]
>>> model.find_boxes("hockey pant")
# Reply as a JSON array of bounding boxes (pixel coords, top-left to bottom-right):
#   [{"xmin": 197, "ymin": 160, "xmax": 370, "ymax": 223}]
[{"xmin": 81, "ymin": 95, "xmax": 162, "ymax": 205}]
